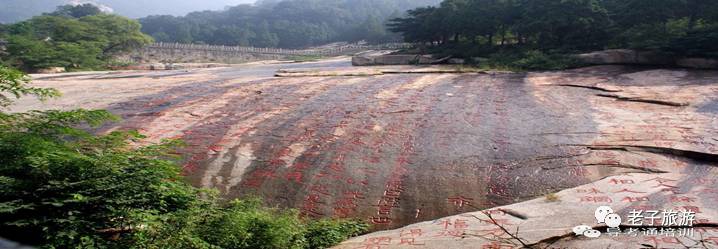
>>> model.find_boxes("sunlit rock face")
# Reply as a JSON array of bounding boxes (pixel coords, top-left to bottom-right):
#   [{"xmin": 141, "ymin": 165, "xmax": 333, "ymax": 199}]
[{"xmin": 17, "ymin": 60, "xmax": 718, "ymax": 248}]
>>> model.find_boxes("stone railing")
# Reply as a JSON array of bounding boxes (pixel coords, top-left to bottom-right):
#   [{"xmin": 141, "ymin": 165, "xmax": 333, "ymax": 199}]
[
  {"xmin": 118, "ymin": 42, "xmax": 414, "ymax": 64},
  {"xmin": 144, "ymin": 42, "xmax": 413, "ymax": 56}
]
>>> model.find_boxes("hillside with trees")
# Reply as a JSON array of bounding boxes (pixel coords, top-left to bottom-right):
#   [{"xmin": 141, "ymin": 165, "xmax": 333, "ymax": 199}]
[
  {"xmin": 0, "ymin": 4, "xmax": 153, "ymax": 71},
  {"xmin": 139, "ymin": 0, "xmax": 441, "ymax": 48},
  {"xmin": 389, "ymin": 0, "xmax": 718, "ymax": 69}
]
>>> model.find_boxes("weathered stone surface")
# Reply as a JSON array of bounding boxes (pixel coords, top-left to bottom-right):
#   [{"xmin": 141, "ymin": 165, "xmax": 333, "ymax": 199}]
[
  {"xmin": 447, "ymin": 58, "xmax": 466, "ymax": 64},
  {"xmin": 275, "ymin": 65, "xmax": 508, "ymax": 77},
  {"xmin": 34, "ymin": 67, "xmax": 66, "ymax": 74},
  {"xmin": 353, "ymin": 52, "xmax": 435, "ymax": 66},
  {"xmin": 14, "ymin": 59, "xmax": 718, "ymax": 248},
  {"xmin": 677, "ymin": 58, "xmax": 718, "ymax": 69},
  {"xmin": 575, "ymin": 49, "xmax": 639, "ymax": 64},
  {"xmin": 335, "ymin": 65, "xmax": 718, "ymax": 248},
  {"xmin": 576, "ymin": 49, "xmax": 718, "ymax": 69},
  {"xmin": 352, "ymin": 53, "xmax": 377, "ymax": 66}
]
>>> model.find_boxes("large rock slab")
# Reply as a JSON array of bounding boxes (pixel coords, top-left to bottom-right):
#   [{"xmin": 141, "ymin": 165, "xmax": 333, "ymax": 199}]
[
  {"xmin": 677, "ymin": 58, "xmax": 718, "ymax": 69},
  {"xmin": 576, "ymin": 49, "xmax": 718, "ymax": 69},
  {"xmin": 335, "ymin": 65, "xmax": 718, "ymax": 248},
  {"xmin": 13, "ymin": 60, "xmax": 718, "ymax": 248}
]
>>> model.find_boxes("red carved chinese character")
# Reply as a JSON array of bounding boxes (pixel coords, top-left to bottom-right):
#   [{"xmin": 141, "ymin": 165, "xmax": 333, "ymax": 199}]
[
  {"xmin": 400, "ymin": 229, "xmax": 423, "ymax": 237},
  {"xmin": 369, "ymin": 217, "xmax": 392, "ymax": 224},
  {"xmin": 305, "ymin": 194, "xmax": 321, "ymax": 203},
  {"xmin": 361, "ymin": 237, "xmax": 391, "ymax": 249},
  {"xmin": 609, "ymin": 178, "xmax": 635, "ymax": 184},
  {"xmin": 481, "ymin": 242, "xmax": 516, "ymax": 249},
  {"xmin": 670, "ymin": 196, "xmax": 696, "ymax": 203},
  {"xmin": 448, "ymin": 196, "xmax": 474, "ymax": 208},
  {"xmin": 328, "ymin": 162, "xmax": 345, "ymax": 172},
  {"xmin": 580, "ymin": 196, "xmax": 613, "ymax": 203},
  {"xmin": 398, "ymin": 238, "xmax": 424, "ymax": 246},
  {"xmin": 311, "ymin": 185, "xmax": 330, "ymax": 195},
  {"xmin": 638, "ymin": 159, "xmax": 657, "ymax": 168},
  {"xmin": 285, "ymin": 171, "xmax": 303, "ymax": 183},
  {"xmin": 680, "ymin": 206, "xmax": 701, "ymax": 213},
  {"xmin": 437, "ymin": 219, "xmax": 453, "ymax": 229},
  {"xmin": 345, "ymin": 191, "xmax": 365, "ymax": 200},
  {"xmin": 644, "ymin": 177, "xmax": 677, "ymax": 184},
  {"xmin": 622, "ymin": 196, "xmax": 650, "ymax": 202},
  {"xmin": 454, "ymin": 219, "xmax": 470, "ymax": 229},
  {"xmin": 433, "ymin": 229, "xmax": 465, "ymax": 238},
  {"xmin": 614, "ymin": 189, "xmax": 646, "ymax": 194},
  {"xmin": 576, "ymin": 188, "xmax": 604, "ymax": 194},
  {"xmin": 291, "ymin": 161, "xmax": 311, "ymax": 171},
  {"xmin": 484, "ymin": 209, "xmax": 506, "ymax": 216}
]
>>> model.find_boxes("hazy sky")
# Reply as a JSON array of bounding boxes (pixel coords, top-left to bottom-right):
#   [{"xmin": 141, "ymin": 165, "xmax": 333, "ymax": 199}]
[
  {"xmin": 1, "ymin": 0, "xmax": 258, "ymax": 23},
  {"xmin": 93, "ymin": 0, "xmax": 257, "ymax": 17}
]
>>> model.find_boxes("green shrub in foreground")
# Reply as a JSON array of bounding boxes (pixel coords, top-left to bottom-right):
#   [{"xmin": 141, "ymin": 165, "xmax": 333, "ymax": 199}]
[{"xmin": 0, "ymin": 65, "xmax": 368, "ymax": 249}]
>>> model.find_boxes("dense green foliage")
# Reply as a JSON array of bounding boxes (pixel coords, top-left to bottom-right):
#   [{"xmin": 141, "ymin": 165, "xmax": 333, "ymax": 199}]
[
  {"xmin": 0, "ymin": 5, "xmax": 153, "ymax": 71},
  {"xmin": 139, "ymin": 0, "xmax": 440, "ymax": 48},
  {"xmin": 0, "ymin": 66, "xmax": 59, "ymax": 107},
  {"xmin": 49, "ymin": 4, "xmax": 105, "ymax": 19},
  {"xmin": 0, "ymin": 65, "xmax": 368, "ymax": 248},
  {"xmin": 390, "ymin": 0, "xmax": 718, "ymax": 69}
]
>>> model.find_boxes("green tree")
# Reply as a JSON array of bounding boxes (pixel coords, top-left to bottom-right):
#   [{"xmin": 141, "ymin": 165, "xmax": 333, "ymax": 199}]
[
  {"xmin": 49, "ymin": 4, "xmax": 103, "ymax": 18},
  {"xmin": 139, "ymin": 0, "xmax": 443, "ymax": 48},
  {"xmin": 3, "ymin": 14, "xmax": 152, "ymax": 71},
  {"xmin": 390, "ymin": 0, "xmax": 718, "ymax": 69},
  {"xmin": 0, "ymin": 65, "xmax": 59, "ymax": 108}
]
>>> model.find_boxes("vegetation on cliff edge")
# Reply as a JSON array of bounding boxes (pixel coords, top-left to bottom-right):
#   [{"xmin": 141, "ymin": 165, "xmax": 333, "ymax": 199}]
[{"xmin": 0, "ymin": 64, "xmax": 368, "ymax": 249}]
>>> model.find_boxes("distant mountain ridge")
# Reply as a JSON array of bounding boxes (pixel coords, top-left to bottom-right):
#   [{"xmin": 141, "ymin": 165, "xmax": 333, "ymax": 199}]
[
  {"xmin": 0, "ymin": 0, "xmax": 256, "ymax": 23},
  {"xmin": 138, "ymin": 0, "xmax": 443, "ymax": 48}
]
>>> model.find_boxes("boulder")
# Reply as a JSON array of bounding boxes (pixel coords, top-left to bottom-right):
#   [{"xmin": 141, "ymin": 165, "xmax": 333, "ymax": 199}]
[
  {"xmin": 351, "ymin": 54, "xmax": 375, "ymax": 66},
  {"xmin": 634, "ymin": 51, "xmax": 674, "ymax": 65},
  {"xmin": 575, "ymin": 49, "xmax": 718, "ymax": 68},
  {"xmin": 352, "ymin": 52, "xmax": 435, "ymax": 66},
  {"xmin": 447, "ymin": 58, "xmax": 466, "ymax": 64},
  {"xmin": 575, "ymin": 49, "xmax": 638, "ymax": 64},
  {"xmin": 374, "ymin": 54, "xmax": 434, "ymax": 65},
  {"xmin": 470, "ymin": 57, "xmax": 489, "ymax": 65},
  {"xmin": 676, "ymin": 58, "xmax": 718, "ymax": 69},
  {"xmin": 35, "ymin": 67, "xmax": 66, "ymax": 74}
]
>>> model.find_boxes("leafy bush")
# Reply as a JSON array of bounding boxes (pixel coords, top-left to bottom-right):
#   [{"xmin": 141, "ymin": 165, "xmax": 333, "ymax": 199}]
[
  {"xmin": 667, "ymin": 25, "xmax": 718, "ymax": 58},
  {"xmin": 483, "ymin": 50, "xmax": 585, "ymax": 71},
  {"xmin": 304, "ymin": 219, "xmax": 369, "ymax": 249},
  {"xmin": 0, "ymin": 109, "xmax": 200, "ymax": 248},
  {"xmin": 0, "ymin": 66, "xmax": 59, "ymax": 108},
  {"xmin": 0, "ymin": 66, "xmax": 368, "ymax": 248}
]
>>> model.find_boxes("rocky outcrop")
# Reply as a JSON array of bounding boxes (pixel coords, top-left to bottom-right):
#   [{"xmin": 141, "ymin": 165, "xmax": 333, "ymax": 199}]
[
  {"xmin": 676, "ymin": 57, "xmax": 718, "ymax": 69},
  {"xmin": 352, "ymin": 52, "xmax": 436, "ymax": 66},
  {"xmin": 13, "ymin": 60, "xmax": 718, "ymax": 249},
  {"xmin": 333, "ymin": 65, "xmax": 718, "ymax": 249},
  {"xmin": 275, "ymin": 65, "xmax": 507, "ymax": 77},
  {"xmin": 34, "ymin": 67, "xmax": 66, "ymax": 74},
  {"xmin": 575, "ymin": 49, "xmax": 718, "ymax": 69}
]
